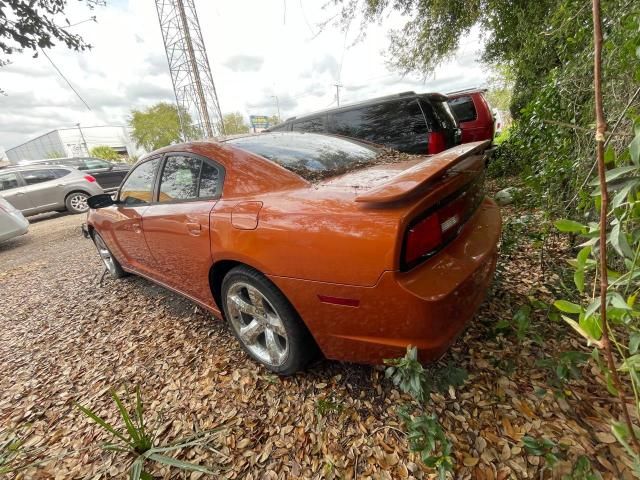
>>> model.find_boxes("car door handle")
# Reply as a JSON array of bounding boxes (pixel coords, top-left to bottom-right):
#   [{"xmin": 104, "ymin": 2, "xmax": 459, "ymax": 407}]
[
  {"xmin": 186, "ymin": 222, "xmax": 201, "ymax": 236},
  {"xmin": 132, "ymin": 222, "xmax": 142, "ymax": 234}
]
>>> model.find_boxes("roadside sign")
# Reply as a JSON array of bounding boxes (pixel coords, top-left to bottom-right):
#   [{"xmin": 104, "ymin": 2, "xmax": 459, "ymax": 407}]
[{"xmin": 250, "ymin": 115, "xmax": 270, "ymax": 129}]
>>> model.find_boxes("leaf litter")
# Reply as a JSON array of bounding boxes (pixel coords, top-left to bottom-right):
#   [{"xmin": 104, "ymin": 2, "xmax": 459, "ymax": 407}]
[{"xmin": 0, "ymin": 192, "xmax": 633, "ymax": 479}]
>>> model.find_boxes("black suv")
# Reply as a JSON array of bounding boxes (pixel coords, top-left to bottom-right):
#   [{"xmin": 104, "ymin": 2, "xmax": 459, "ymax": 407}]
[
  {"xmin": 267, "ymin": 91, "xmax": 461, "ymax": 155},
  {"xmin": 18, "ymin": 157, "xmax": 130, "ymax": 191}
]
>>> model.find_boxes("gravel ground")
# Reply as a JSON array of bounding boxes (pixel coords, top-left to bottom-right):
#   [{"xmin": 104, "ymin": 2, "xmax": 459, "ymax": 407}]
[{"xmin": 0, "ymin": 210, "xmax": 632, "ymax": 479}]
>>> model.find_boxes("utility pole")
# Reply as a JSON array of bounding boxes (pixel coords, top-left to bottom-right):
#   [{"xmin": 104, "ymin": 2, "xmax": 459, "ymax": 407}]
[
  {"xmin": 76, "ymin": 123, "xmax": 89, "ymax": 155},
  {"xmin": 155, "ymin": 0, "xmax": 225, "ymax": 138},
  {"xmin": 334, "ymin": 83, "xmax": 342, "ymax": 107},
  {"xmin": 271, "ymin": 95, "xmax": 281, "ymax": 122}
]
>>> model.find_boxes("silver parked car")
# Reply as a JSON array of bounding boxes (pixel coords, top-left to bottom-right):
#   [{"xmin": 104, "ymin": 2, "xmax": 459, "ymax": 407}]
[
  {"xmin": 0, "ymin": 166, "xmax": 104, "ymax": 216},
  {"xmin": 0, "ymin": 195, "xmax": 29, "ymax": 242}
]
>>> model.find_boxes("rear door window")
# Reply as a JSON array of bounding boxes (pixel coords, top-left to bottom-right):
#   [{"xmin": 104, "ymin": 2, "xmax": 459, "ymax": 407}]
[
  {"xmin": 21, "ymin": 169, "xmax": 59, "ymax": 185},
  {"xmin": 51, "ymin": 169, "xmax": 71, "ymax": 178},
  {"xmin": 0, "ymin": 172, "xmax": 21, "ymax": 191},
  {"xmin": 82, "ymin": 158, "xmax": 111, "ymax": 170},
  {"xmin": 159, "ymin": 156, "xmax": 201, "ymax": 202},
  {"xmin": 119, "ymin": 158, "xmax": 160, "ymax": 205},
  {"xmin": 448, "ymin": 96, "xmax": 477, "ymax": 123},
  {"xmin": 199, "ymin": 162, "xmax": 221, "ymax": 198},
  {"xmin": 157, "ymin": 155, "xmax": 223, "ymax": 203}
]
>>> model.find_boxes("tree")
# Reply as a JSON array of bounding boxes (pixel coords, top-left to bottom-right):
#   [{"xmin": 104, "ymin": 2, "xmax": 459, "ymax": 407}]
[
  {"xmin": 222, "ymin": 112, "xmax": 250, "ymax": 135},
  {"xmin": 90, "ymin": 145, "xmax": 120, "ymax": 161},
  {"xmin": 128, "ymin": 103, "xmax": 196, "ymax": 152},
  {"xmin": 267, "ymin": 115, "xmax": 281, "ymax": 127},
  {"xmin": 485, "ymin": 64, "xmax": 514, "ymax": 112},
  {"xmin": 0, "ymin": 0, "xmax": 104, "ymax": 60}
]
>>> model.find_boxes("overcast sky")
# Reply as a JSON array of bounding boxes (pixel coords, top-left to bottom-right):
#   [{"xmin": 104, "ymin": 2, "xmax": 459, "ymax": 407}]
[{"xmin": 0, "ymin": 0, "xmax": 486, "ymax": 150}]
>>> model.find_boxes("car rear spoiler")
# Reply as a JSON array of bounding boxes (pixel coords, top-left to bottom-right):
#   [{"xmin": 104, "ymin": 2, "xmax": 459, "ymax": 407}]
[{"xmin": 355, "ymin": 140, "xmax": 491, "ymax": 204}]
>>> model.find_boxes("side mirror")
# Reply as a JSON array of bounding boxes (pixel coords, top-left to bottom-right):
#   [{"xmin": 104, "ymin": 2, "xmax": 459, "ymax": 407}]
[{"xmin": 87, "ymin": 193, "xmax": 117, "ymax": 209}]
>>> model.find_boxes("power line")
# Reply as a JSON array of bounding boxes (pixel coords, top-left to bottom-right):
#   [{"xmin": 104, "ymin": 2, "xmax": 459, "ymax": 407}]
[{"xmin": 40, "ymin": 49, "xmax": 92, "ymax": 111}]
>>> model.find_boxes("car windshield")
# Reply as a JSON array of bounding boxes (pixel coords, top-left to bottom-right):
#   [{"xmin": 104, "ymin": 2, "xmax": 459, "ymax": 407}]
[{"xmin": 226, "ymin": 132, "xmax": 381, "ymax": 180}]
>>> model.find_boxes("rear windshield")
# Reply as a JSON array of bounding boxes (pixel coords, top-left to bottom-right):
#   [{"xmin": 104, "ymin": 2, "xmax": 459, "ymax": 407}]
[
  {"xmin": 226, "ymin": 132, "xmax": 381, "ymax": 180},
  {"xmin": 421, "ymin": 99, "xmax": 458, "ymax": 131},
  {"xmin": 447, "ymin": 96, "xmax": 477, "ymax": 123}
]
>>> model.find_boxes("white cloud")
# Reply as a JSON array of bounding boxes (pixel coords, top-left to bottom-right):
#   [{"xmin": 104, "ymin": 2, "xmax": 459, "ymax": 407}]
[{"xmin": 0, "ymin": 0, "xmax": 487, "ymax": 150}]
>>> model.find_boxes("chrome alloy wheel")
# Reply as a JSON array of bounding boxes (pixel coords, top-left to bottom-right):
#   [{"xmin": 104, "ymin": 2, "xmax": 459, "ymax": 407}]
[
  {"xmin": 94, "ymin": 234, "xmax": 117, "ymax": 275},
  {"xmin": 226, "ymin": 282, "xmax": 289, "ymax": 367},
  {"xmin": 69, "ymin": 193, "xmax": 89, "ymax": 212}
]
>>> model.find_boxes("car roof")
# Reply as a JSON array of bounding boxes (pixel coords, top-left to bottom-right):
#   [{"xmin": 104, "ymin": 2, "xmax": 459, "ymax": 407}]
[
  {"xmin": 273, "ymin": 91, "xmax": 448, "ymax": 126},
  {"xmin": 18, "ymin": 156, "xmax": 99, "ymax": 164},
  {"xmin": 2, "ymin": 165, "xmax": 72, "ymax": 172}
]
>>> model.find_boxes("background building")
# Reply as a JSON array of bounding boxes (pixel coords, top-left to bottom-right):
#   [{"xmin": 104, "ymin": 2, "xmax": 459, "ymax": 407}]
[{"xmin": 6, "ymin": 125, "xmax": 143, "ymax": 163}]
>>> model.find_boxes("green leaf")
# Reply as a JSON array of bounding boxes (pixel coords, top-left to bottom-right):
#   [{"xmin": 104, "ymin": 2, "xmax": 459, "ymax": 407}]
[
  {"xmin": 147, "ymin": 453, "xmax": 214, "ymax": 474},
  {"xmin": 553, "ymin": 300, "xmax": 582, "ymax": 314},
  {"xmin": 574, "ymin": 246, "xmax": 591, "ymax": 293},
  {"xmin": 631, "ymin": 133, "xmax": 640, "ymax": 166},
  {"xmin": 610, "ymin": 223, "xmax": 634, "ymax": 259},
  {"xmin": 579, "ymin": 315, "xmax": 602, "ymax": 340},
  {"xmin": 111, "ymin": 390, "xmax": 142, "ymax": 447},
  {"xmin": 554, "ymin": 219, "xmax": 586, "ymax": 233},
  {"xmin": 609, "ymin": 292, "xmax": 632, "ymax": 310},
  {"xmin": 619, "ymin": 354, "xmax": 640, "ymax": 372},
  {"xmin": 129, "ymin": 457, "xmax": 144, "ymax": 480},
  {"xmin": 612, "ymin": 421, "xmax": 634, "ymax": 456},
  {"xmin": 76, "ymin": 403, "xmax": 129, "ymax": 445},
  {"xmin": 630, "ymin": 333, "xmax": 640, "ymax": 354},
  {"xmin": 589, "ymin": 165, "xmax": 637, "ymax": 185},
  {"xmin": 611, "ymin": 182, "xmax": 635, "ymax": 209},
  {"xmin": 604, "ymin": 146, "xmax": 616, "ymax": 165}
]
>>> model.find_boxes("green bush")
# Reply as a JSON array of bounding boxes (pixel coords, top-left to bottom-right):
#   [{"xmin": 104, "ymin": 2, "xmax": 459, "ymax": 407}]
[{"xmin": 89, "ymin": 145, "xmax": 120, "ymax": 161}]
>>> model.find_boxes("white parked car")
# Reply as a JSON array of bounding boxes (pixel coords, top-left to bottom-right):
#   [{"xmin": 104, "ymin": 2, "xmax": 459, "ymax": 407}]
[{"xmin": 0, "ymin": 195, "xmax": 29, "ymax": 242}]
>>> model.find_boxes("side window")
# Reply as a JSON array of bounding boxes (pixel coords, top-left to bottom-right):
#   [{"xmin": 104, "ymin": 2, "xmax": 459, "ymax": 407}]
[
  {"xmin": 447, "ymin": 96, "xmax": 477, "ymax": 123},
  {"xmin": 292, "ymin": 117, "xmax": 324, "ymax": 133},
  {"xmin": 50, "ymin": 169, "xmax": 70, "ymax": 179},
  {"xmin": 21, "ymin": 169, "xmax": 58, "ymax": 185},
  {"xmin": 269, "ymin": 123, "xmax": 291, "ymax": 132},
  {"xmin": 119, "ymin": 158, "xmax": 160, "ymax": 205},
  {"xmin": 83, "ymin": 158, "xmax": 111, "ymax": 169},
  {"xmin": 199, "ymin": 162, "xmax": 221, "ymax": 198},
  {"xmin": 158, "ymin": 156, "xmax": 201, "ymax": 202},
  {"xmin": 0, "ymin": 172, "xmax": 20, "ymax": 191}
]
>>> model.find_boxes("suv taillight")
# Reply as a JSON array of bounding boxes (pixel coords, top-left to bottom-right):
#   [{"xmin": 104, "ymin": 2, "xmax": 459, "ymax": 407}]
[
  {"xmin": 84, "ymin": 175, "xmax": 96, "ymax": 183},
  {"xmin": 427, "ymin": 131, "xmax": 446, "ymax": 154}
]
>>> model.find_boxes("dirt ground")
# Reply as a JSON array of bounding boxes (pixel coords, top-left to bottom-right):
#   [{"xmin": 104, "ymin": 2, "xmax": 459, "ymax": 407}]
[{"xmin": 0, "ymin": 210, "xmax": 632, "ymax": 479}]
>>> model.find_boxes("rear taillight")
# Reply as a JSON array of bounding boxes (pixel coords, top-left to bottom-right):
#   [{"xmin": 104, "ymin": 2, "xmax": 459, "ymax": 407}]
[
  {"xmin": 0, "ymin": 204, "xmax": 6, "ymax": 213},
  {"xmin": 427, "ymin": 131, "xmax": 446, "ymax": 154},
  {"xmin": 84, "ymin": 175, "xmax": 96, "ymax": 183},
  {"xmin": 403, "ymin": 173, "xmax": 486, "ymax": 269},
  {"xmin": 405, "ymin": 214, "xmax": 442, "ymax": 264}
]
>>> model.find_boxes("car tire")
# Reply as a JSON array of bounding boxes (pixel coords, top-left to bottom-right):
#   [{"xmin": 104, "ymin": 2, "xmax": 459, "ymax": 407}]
[
  {"xmin": 221, "ymin": 265, "xmax": 317, "ymax": 375},
  {"xmin": 65, "ymin": 191, "xmax": 90, "ymax": 214},
  {"xmin": 92, "ymin": 232, "xmax": 126, "ymax": 279}
]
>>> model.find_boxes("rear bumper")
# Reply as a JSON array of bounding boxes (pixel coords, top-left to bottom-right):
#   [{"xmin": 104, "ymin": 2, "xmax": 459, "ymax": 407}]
[
  {"xmin": 0, "ymin": 214, "xmax": 29, "ymax": 242},
  {"xmin": 269, "ymin": 199, "xmax": 501, "ymax": 364}
]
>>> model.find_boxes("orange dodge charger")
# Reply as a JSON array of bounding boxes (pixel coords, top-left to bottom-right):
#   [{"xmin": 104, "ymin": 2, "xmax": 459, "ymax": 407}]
[{"xmin": 85, "ymin": 132, "xmax": 501, "ymax": 374}]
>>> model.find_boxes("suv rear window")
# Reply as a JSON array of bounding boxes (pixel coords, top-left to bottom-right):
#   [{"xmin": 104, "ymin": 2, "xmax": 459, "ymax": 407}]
[
  {"xmin": 448, "ymin": 96, "xmax": 477, "ymax": 123},
  {"xmin": 226, "ymin": 132, "xmax": 379, "ymax": 179},
  {"xmin": 330, "ymin": 99, "xmax": 426, "ymax": 141},
  {"xmin": 292, "ymin": 117, "xmax": 324, "ymax": 133}
]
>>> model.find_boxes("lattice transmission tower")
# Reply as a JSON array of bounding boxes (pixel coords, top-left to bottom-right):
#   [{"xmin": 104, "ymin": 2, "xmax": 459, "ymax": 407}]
[{"xmin": 155, "ymin": 0, "xmax": 225, "ymax": 139}]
